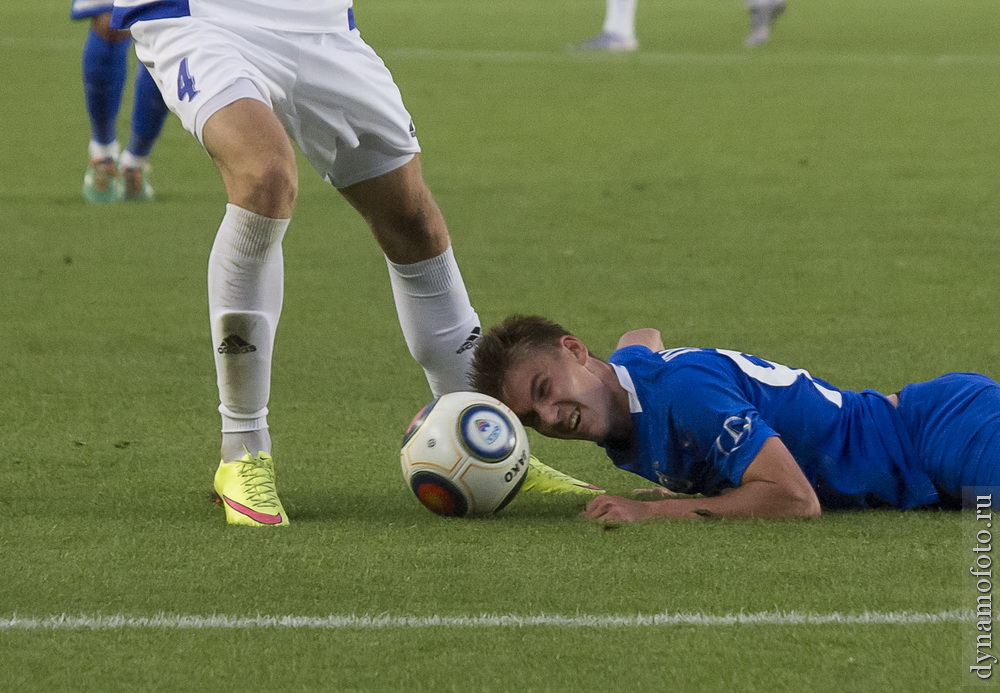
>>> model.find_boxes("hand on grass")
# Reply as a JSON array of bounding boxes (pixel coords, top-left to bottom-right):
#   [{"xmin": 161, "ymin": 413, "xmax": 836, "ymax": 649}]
[
  {"xmin": 631, "ymin": 487, "xmax": 682, "ymax": 498},
  {"xmin": 582, "ymin": 494, "xmax": 657, "ymax": 523}
]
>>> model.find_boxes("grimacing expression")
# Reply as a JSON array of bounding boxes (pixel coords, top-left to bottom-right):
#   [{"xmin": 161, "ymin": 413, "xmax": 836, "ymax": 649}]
[{"xmin": 500, "ymin": 337, "xmax": 619, "ymax": 444}]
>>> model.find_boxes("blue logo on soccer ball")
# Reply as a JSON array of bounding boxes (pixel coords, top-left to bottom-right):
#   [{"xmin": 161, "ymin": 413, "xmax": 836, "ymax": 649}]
[
  {"xmin": 476, "ymin": 418, "xmax": 501, "ymax": 445},
  {"xmin": 460, "ymin": 405, "xmax": 515, "ymax": 462}
]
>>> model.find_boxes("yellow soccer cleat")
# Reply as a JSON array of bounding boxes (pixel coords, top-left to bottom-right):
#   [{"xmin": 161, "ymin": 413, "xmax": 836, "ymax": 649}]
[
  {"xmin": 521, "ymin": 456, "xmax": 605, "ymax": 497},
  {"xmin": 213, "ymin": 451, "xmax": 289, "ymax": 526}
]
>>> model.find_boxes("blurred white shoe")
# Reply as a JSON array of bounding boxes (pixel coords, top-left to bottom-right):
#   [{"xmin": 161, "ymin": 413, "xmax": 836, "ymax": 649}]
[
  {"xmin": 571, "ymin": 32, "xmax": 639, "ymax": 53},
  {"xmin": 745, "ymin": 0, "xmax": 787, "ymax": 47}
]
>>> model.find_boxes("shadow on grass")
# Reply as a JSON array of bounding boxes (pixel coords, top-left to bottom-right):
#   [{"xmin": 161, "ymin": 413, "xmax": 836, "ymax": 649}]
[{"xmin": 276, "ymin": 485, "xmax": 588, "ymax": 524}]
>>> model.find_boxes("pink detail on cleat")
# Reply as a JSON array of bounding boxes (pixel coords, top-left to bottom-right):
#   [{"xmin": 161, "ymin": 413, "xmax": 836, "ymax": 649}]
[{"xmin": 222, "ymin": 496, "xmax": 284, "ymax": 524}]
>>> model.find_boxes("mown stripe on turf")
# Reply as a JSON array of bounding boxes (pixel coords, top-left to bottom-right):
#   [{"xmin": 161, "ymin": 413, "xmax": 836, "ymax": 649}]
[
  {"xmin": 2, "ymin": 37, "xmax": 995, "ymax": 66},
  {"xmin": 384, "ymin": 48, "xmax": 1000, "ymax": 67},
  {"xmin": 0, "ymin": 610, "xmax": 972, "ymax": 630}
]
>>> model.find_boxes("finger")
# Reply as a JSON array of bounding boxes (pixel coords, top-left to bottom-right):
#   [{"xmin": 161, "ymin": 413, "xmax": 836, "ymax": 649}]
[
  {"xmin": 583, "ymin": 499, "xmax": 617, "ymax": 519},
  {"xmin": 633, "ymin": 487, "xmax": 676, "ymax": 497},
  {"xmin": 585, "ymin": 494, "xmax": 622, "ymax": 512}
]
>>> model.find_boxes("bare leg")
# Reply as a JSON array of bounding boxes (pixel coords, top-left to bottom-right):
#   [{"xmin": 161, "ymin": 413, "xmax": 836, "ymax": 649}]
[{"xmin": 340, "ymin": 156, "xmax": 480, "ymax": 395}]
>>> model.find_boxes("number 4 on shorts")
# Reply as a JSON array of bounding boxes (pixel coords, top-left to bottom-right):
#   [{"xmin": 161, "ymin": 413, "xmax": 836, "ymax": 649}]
[{"xmin": 177, "ymin": 57, "xmax": 200, "ymax": 102}]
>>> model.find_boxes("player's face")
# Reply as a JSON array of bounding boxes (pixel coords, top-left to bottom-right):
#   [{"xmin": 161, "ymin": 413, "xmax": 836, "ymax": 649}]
[{"xmin": 501, "ymin": 337, "xmax": 625, "ymax": 444}]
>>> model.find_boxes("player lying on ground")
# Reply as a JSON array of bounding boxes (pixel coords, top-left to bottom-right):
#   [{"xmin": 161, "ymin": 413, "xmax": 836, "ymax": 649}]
[{"xmin": 470, "ymin": 315, "xmax": 1000, "ymax": 522}]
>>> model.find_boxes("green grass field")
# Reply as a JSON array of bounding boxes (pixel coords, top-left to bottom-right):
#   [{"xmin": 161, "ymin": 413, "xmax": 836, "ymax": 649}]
[{"xmin": 3, "ymin": 0, "xmax": 999, "ymax": 690}]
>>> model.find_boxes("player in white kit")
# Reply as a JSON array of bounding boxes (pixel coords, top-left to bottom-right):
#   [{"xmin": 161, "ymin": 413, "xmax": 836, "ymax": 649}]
[
  {"xmin": 572, "ymin": 0, "xmax": 788, "ymax": 51},
  {"xmin": 111, "ymin": 0, "xmax": 598, "ymax": 525}
]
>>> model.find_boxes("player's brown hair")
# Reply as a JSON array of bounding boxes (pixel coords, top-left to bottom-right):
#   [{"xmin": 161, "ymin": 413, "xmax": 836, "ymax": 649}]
[{"xmin": 469, "ymin": 315, "xmax": 571, "ymax": 402}]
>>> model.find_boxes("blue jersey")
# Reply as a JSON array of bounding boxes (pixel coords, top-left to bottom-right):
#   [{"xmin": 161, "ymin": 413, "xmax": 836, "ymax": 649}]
[{"xmin": 604, "ymin": 346, "xmax": 944, "ymax": 509}]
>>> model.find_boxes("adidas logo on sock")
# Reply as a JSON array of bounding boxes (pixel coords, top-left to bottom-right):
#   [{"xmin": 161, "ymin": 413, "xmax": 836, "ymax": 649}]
[
  {"xmin": 456, "ymin": 326, "xmax": 482, "ymax": 355},
  {"xmin": 218, "ymin": 334, "xmax": 257, "ymax": 355}
]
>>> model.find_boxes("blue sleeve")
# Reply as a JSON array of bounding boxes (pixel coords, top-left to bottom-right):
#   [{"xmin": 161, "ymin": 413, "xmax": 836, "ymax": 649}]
[{"xmin": 666, "ymin": 359, "xmax": 779, "ymax": 486}]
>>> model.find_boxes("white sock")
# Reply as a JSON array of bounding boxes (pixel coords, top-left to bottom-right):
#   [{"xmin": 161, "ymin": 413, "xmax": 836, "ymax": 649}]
[
  {"xmin": 386, "ymin": 246, "xmax": 481, "ymax": 397},
  {"xmin": 89, "ymin": 140, "xmax": 120, "ymax": 161},
  {"xmin": 602, "ymin": 0, "xmax": 638, "ymax": 39},
  {"xmin": 208, "ymin": 203, "xmax": 289, "ymax": 462},
  {"xmin": 118, "ymin": 150, "xmax": 148, "ymax": 171}
]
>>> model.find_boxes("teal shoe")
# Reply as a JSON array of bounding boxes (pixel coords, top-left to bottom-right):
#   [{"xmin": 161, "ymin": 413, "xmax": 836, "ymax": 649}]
[
  {"xmin": 122, "ymin": 164, "xmax": 155, "ymax": 202},
  {"xmin": 82, "ymin": 157, "xmax": 124, "ymax": 204}
]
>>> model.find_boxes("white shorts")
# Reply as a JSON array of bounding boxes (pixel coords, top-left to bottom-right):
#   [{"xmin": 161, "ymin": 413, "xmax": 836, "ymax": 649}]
[
  {"xmin": 71, "ymin": 0, "xmax": 113, "ymax": 20},
  {"xmin": 130, "ymin": 17, "xmax": 420, "ymax": 188}
]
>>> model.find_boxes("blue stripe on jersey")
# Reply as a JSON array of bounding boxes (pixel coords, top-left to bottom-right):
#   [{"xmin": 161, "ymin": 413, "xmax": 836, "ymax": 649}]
[
  {"xmin": 110, "ymin": 3, "xmax": 355, "ymax": 31},
  {"xmin": 110, "ymin": 0, "xmax": 191, "ymax": 29}
]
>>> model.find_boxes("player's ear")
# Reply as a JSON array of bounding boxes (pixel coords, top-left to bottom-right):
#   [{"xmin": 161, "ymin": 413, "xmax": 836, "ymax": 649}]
[{"xmin": 560, "ymin": 335, "xmax": 589, "ymax": 364}]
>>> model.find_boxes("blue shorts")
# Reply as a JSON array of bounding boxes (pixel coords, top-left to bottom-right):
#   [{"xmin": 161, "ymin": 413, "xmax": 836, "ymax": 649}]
[
  {"xmin": 897, "ymin": 372, "xmax": 1000, "ymax": 503},
  {"xmin": 71, "ymin": 0, "xmax": 113, "ymax": 20}
]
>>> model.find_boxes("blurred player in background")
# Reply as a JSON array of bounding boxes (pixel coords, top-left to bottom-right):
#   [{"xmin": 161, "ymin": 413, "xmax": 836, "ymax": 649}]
[
  {"xmin": 573, "ymin": 0, "xmax": 639, "ymax": 52},
  {"xmin": 109, "ymin": 0, "xmax": 598, "ymax": 527},
  {"xmin": 471, "ymin": 315, "xmax": 1000, "ymax": 522},
  {"xmin": 573, "ymin": 0, "xmax": 788, "ymax": 52},
  {"xmin": 744, "ymin": 0, "xmax": 788, "ymax": 46},
  {"xmin": 72, "ymin": 3, "xmax": 169, "ymax": 202}
]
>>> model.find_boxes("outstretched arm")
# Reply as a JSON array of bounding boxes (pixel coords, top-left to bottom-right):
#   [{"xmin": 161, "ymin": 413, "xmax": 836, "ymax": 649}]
[
  {"xmin": 617, "ymin": 328, "xmax": 664, "ymax": 351},
  {"xmin": 583, "ymin": 436, "xmax": 822, "ymax": 521}
]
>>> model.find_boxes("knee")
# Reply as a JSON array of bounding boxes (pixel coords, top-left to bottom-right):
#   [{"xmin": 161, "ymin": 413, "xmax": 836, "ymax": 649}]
[
  {"xmin": 372, "ymin": 196, "xmax": 450, "ymax": 263},
  {"xmin": 228, "ymin": 156, "xmax": 298, "ymax": 218},
  {"xmin": 248, "ymin": 157, "xmax": 298, "ymax": 208},
  {"xmin": 90, "ymin": 13, "xmax": 131, "ymax": 42},
  {"xmin": 341, "ymin": 158, "xmax": 451, "ymax": 262},
  {"xmin": 388, "ymin": 201, "xmax": 442, "ymax": 241},
  {"xmin": 203, "ymin": 100, "xmax": 299, "ymax": 218}
]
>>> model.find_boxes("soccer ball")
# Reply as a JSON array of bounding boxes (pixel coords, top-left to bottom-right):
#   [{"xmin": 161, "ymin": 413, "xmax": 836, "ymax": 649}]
[{"xmin": 400, "ymin": 391, "xmax": 530, "ymax": 518}]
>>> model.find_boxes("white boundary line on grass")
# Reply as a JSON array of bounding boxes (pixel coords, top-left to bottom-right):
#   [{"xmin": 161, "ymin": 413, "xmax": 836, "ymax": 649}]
[{"xmin": 0, "ymin": 610, "xmax": 971, "ymax": 631}]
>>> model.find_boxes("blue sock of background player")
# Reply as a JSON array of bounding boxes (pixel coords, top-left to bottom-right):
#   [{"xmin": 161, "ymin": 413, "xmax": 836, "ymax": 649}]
[
  {"xmin": 119, "ymin": 62, "xmax": 170, "ymax": 201},
  {"xmin": 81, "ymin": 24, "xmax": 128, "ymax": 202}
]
